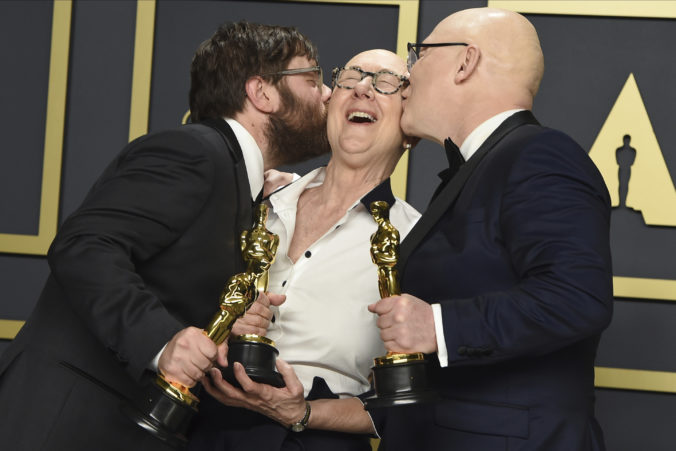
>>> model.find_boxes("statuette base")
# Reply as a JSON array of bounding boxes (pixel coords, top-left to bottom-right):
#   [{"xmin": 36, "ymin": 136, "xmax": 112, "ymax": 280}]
[
  {"xmin": 222, "ymin": 335, "xmax": 285, "ymax": 388},
  {"xmin": 363, "ymin": 358, "xmax": 437, "ymax": 410},
  {"xmin": 121, "ymin": 379, "xmax": 197, "ymax": 448}
]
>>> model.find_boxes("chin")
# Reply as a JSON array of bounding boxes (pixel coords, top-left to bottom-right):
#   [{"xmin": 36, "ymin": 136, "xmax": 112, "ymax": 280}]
[{"xmin": 400, "ymin": 112, "xmax": 416, "ymax": 137}]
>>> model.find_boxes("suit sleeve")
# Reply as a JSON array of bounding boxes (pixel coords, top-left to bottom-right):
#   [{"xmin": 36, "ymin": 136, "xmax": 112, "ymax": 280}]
[
  {"xmin": 48, "ymin": 130, "xmax": 215, "ymax": 380},
  {"xmin": 439, "ymin": 131, "xmax": 613, "ymax": 365}
]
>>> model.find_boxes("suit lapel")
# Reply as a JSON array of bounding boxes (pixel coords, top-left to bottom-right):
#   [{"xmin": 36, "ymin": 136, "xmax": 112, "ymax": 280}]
[
  {"xmin": 399, "ymin": 111, "xmax": 540, "ymax": 272},
  {"xmin": 201, "ymin": 118, "xmax": 254, "ymax": 234}
]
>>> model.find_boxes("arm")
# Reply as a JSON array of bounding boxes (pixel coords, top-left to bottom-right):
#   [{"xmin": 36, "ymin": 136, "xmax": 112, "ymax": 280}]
[
  {"xmin": 203, "ymin": 360, "xmax": 375, "ymax": 435},
  {"xmin": 48, "ymin": 130, "xmax": 217, "ymax": 381},
  {"xmin": 371, "ymin": 132, "xmax": 613, "ymax": 363},
  {"xmin": 440, "ymin": 133, "xmax": 613, "ymax": 362}
]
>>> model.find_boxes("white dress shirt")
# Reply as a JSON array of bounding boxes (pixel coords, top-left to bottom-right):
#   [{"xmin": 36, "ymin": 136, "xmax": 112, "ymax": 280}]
[
  {"xmin": 432, "ymin": 109, "xmax": 524, "ymax": 367},
  {"xmin": 265, "ymin": 167, "xmax": 421, "ymax": 398}
]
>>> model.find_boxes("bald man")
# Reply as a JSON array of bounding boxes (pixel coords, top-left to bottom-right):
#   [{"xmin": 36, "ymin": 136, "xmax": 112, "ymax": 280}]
[{"xmin": 368, "ymin": 8, "xmax": 613, "ymax": 450}]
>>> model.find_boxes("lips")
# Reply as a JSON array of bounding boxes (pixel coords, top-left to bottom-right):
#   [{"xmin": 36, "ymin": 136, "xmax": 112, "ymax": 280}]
[{"xmin": 347, "ymin": 110, "xmax": 377, "ymax": 124}]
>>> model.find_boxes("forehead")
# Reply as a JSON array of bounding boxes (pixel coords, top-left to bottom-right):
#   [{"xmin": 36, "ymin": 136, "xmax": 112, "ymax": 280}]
[
  {"xmin": 286, "ymin": 55, "xmax": 315, "ymax": 69},
  {"xmin": 424, "ymin": 15, "xmax": 459, "ymax": 43},
  {"xmin": 345, "ymin": 50, "xmax": 405, "ymax": 74}
]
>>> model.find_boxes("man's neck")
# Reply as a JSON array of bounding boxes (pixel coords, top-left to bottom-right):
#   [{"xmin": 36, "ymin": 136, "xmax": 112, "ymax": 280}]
[{"xmin": 232, "ymin": 111, "xmax": 273, "ymax": 169}]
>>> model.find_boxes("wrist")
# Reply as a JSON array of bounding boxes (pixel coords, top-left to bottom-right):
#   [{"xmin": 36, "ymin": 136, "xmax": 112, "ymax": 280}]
[{"xmin": 289, "ymin": 400, "xmax": 311, "ymax": 432}]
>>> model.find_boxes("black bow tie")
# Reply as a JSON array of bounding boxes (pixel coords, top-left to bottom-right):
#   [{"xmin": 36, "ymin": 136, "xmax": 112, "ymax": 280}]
[
  {"xmin": 443, "ymin": 138, "xmax": 464, "ymax": 175},
  {"xmin": 430, "ymin": 138, "xmax": 465, "ymax": 203}
]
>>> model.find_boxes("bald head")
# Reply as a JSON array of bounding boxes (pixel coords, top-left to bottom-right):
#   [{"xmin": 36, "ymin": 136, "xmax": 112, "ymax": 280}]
[
  {"xmin": 434, "ymin": 8, "xmax": 544, "ymax": 98},
  {"xmin": 400, "ymin": 8, "xmax": 544, "ymax": 144},
  {"xmin": 345, "ymin": 49, "xmax": 406, "ymax": 73}
]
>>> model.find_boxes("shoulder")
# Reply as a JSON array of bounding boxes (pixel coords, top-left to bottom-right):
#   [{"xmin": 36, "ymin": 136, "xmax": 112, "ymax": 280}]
[{"xmin": 130, "ymin": 123, "xmax": 234, "ymax": 154}]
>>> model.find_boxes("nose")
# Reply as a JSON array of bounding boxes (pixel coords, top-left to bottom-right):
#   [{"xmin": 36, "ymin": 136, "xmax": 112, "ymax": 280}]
[
  {"xmin": 321, "ymin": 83, "xmax": 331, "ymax": 103},
  {"xmin": 352, "ymin": 76, "xmax": 374, "ymax": 99}
]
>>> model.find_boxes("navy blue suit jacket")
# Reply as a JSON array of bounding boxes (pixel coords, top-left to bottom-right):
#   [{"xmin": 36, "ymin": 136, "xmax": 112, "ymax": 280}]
[{"xmin": 377, "ymin": 111, "xmax": 613, "ymax": 450}]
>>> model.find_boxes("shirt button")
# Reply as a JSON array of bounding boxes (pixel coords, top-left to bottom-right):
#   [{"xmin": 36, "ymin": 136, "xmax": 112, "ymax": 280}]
[
  {"xmin": 305, "ymin": 251, "xmax": 312, "ymax": 258},
  {"xmin": 282, "ymin": 280, "xmax": 287, "ymax": 287}
]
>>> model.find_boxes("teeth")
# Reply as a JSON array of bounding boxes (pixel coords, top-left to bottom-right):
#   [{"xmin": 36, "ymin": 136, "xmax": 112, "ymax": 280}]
[{"xmin": 348, "ymin": 111, "xmax": 376, "ymax": 123}]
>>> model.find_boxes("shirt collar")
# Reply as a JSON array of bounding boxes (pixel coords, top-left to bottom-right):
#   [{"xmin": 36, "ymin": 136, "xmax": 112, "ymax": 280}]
[
  {"xmin": 224, "ymin": 117, "xmax": 264, "ymax": 200},
  {"xmin": 360, "ymin": 178, "xmax": 396, "ymax": 210},
  {"xmin": 269, "ymin": 167, "xmax": 396, "ymax": 212},
  {"xmin": 269, "ymin": 167, "xmax": 326, "ymax": 212},
  {"xmin": 459, "ymin": 109, "xmax": 524, "ymax": 162}
]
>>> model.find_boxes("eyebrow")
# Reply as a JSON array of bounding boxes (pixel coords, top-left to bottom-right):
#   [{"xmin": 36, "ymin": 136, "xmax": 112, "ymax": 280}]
[{"xmin": 347, "ymin": 65, "xmax": 402, "ymax": 74}]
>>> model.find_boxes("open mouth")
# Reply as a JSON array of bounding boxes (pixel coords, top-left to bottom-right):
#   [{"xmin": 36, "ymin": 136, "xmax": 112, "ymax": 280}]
[{"xmin": 347, "ymin": 111, "xmax": 377, "ymax": 124}]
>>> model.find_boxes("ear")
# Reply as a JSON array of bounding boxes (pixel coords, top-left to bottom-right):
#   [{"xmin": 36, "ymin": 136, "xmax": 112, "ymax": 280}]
[
  {"xmin": 244, "ymin": 76, "xmax": 280, "ymax": 113},
  {"xmin": 455, "ymin": 45, "xmax": 480, "ymax": 83}
]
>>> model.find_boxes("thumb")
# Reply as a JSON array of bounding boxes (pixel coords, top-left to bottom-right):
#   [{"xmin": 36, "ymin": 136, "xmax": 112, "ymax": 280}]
[
  {"xmin": 268, "ymin": 293, "xmax": 286, "ymax": 307},
  {"xmin": 276, "ymin": 359, "xmax": 303, "ymax": 393},
  {"xmin": 216, "ymin": 341, "xmax": 229, "ymax": 368}
]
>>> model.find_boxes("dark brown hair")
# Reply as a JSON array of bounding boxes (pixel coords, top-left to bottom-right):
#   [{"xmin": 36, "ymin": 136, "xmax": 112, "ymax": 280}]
[{"xmin": 189, "ymin": 21, "xmax": 319, "ymax": 122}]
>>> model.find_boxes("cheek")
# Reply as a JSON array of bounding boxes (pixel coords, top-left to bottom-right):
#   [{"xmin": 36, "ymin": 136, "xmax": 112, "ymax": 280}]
[{"xmin": 327, "ymin": 113, "xmax": 341, "ymax": 148}]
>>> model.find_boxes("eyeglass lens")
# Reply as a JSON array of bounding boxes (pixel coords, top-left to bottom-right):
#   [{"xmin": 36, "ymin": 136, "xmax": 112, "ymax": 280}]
[{"xmin": 336, "ymin": 68, "xmax": 403, "ymax": 94}]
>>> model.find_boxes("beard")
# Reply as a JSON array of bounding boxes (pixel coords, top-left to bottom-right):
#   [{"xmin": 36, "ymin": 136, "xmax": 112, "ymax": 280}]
[{"xmin": 265, "ymin": 83, "xmax": 331, "ymax": 167}]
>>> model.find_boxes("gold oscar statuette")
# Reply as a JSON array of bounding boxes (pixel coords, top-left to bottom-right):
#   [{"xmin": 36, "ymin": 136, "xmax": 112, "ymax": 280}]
[
  {"xmin": 363, "ymin": 201, "xmax": 437, "ymax": 409},
  {"xmin": 122, "ymin": 203, "xmax": 279, "ymax": 447},
  {"xmin": 221, "ymin": 207, "xmax": 286, "ymax": 389}
]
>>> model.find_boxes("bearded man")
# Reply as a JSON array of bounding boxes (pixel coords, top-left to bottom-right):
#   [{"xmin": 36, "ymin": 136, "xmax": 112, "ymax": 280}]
[{"xmin": 0, "ymin": 21, "xmax": 331, "ymax": 451}]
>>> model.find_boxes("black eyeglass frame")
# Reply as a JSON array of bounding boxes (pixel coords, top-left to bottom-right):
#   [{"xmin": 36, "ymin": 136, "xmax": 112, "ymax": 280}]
[
  {"xmin": 331, "ymin": 66, "xmax": 409, "ymax": 95},
  {"xmin": 259, "ymin": 66, "xmax": 323, "ymax": 82},
  {"xmin": 407, "ymin": 42, "xmax": 469, "ymax": 71}
]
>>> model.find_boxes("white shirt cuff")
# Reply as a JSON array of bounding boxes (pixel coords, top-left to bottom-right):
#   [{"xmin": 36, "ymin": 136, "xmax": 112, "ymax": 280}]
[
  {"xmin": 431, "ymin": 303, "xmax": 448, "ymax": 367},
  {"xmin": 149, "ymin": 343, "xmax": 168, "ymax": 372}
]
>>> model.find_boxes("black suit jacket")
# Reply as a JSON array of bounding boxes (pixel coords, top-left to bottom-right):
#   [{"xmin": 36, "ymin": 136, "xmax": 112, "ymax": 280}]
[
  {"xmin": 0, "ymin": 120, "xmax": 253, "ymax": 451},
  {"xmin": 376, "ymin": 111, "xmax": 613, "ymax": 451}
]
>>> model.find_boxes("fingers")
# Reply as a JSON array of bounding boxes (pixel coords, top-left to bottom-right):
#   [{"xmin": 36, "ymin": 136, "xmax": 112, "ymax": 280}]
[
  {"xmin": 368, "ymin": 296, "xmax": 396, "ymax": 314},
  {"xmin": 369, "ymin": 294, "xmax": 438, "ymax": 354},
  {"xmin": 202, "ymin": 368, "xmax": 246, "ymax": 408},
  {"xmin": 275, "ymin": 359, "xmax": 304, "ymax": 396},
  {"xmin": 232, "ymin": 292, "xmax": 284, "ymax": 337},
  {"xmin": 256, "ymin": 290, "xmax": 271, "ymax": 308},
  {"xmin": 216, "ymin": 341, "xmax": 229, "ymax": 368},
  {"xmin": 267, "ymin": 293, "xmax": 286, "ymax": 307},
  {"xmin": 158, "ymin": 327, "xmax": 218, "ymax": 387}
]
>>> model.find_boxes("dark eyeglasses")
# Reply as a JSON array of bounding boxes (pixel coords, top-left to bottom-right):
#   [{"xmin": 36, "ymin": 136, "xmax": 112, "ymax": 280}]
[
  {"xmin": 407, "ymin": 42, "xmax": 469, "ymax": 71},
  {"xmin": 260, "ymin": 66, "xmax": 323, "ymax": 84},
  {"xmin": 331, "ymin": 66, "xmax": 409, "ymax": 95}
]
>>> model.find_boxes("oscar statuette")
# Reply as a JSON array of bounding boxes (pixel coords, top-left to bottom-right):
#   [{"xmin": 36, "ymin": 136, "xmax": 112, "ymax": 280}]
[
  {"xmin": 221, "ymin": 239, "xmax": 285, "ymax": 389},
  {"xmin": 121, "ymin": 203, "xmax": 280, "ymax": 447},
  {"xmin": 363, "ymin": 201, "xmax": 437, "ymax": 409}
]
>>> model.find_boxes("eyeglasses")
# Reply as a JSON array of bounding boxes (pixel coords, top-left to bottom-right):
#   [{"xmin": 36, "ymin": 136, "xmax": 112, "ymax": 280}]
[
  {"xmin": 260, "ymin": 66, "xmax": 323, "ymax": 84},
  {"xmin": 407, "ymin": 42, "xmax": 468, "ymax": 71},
  {"xmin": 331, "ymin": 67, "xmax": 409, "ymax": 95}
]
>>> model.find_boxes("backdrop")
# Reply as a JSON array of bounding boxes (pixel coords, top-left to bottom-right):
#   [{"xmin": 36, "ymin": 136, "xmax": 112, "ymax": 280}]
[{"xmin": 2, "ymin": 1, "xmax": 676, "ymax": 449}]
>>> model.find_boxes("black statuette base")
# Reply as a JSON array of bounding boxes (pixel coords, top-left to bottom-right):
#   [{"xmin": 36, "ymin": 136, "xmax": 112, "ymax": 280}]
[
  {"xmin": 363, "ymin": 359, "xmax": 438, "ymax": 410},
  {"xmin": 222, "ymin": 339, "xmax": 285, "ymax": 388},
  {"xmin": 121, "ymin": 381, "xmax": 197, "ymax": 449}
]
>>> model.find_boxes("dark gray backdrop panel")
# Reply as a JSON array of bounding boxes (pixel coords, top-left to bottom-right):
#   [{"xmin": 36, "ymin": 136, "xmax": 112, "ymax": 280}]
[
  {"xmin": 60, "ymin": 0, "xmax": 137, "ymax": 221},
  {"xmin": 0, "ymin": 1, "xmax": 52, "ymax": 235}
]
